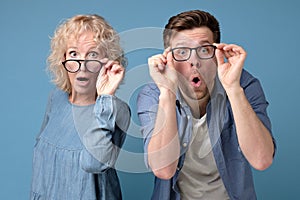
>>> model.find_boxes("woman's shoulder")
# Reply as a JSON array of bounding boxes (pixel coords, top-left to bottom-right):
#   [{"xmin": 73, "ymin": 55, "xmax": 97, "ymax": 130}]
[
  {"xmin": 50, "ymin": 87, "xmax": 68, "ymax": 97},
  {"xmin": 46, "ymin": 87, "xmax": 69, "ymax": 111},
  {"xmin": 48, "ymin": 87, "xmax": 68, "ymax": 102}
]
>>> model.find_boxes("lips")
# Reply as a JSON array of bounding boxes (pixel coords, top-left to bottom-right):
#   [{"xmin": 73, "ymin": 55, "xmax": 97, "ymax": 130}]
[
  {"xmin": 75, "ymin": 76, "xmax": 91, "ymax": 87},
  {"xmin": 77, "ymin": 77, "xmax": 89, "ymax": 82},
  {"xmin": 190, "ymin": 76, "xmax": 201, "ymax": 87}
]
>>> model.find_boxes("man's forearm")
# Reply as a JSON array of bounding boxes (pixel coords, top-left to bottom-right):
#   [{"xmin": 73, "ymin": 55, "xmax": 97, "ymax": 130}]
[
  {"xmin": 148, "ymin": 88, "xmax": 180, "ymax": 179},
  {"xmin": 227, "ymin": 87, "xmax": 274, "ymax": 170}
]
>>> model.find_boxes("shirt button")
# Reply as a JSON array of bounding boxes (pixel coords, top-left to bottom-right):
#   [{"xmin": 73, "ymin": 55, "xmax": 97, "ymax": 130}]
[
  {"xmin": 187, "ymin": 115, "xmax": 191, "ymax": 120},
  {"xmin": 182, "ymin": 142, "xmax": 187, "ymax": 147}
]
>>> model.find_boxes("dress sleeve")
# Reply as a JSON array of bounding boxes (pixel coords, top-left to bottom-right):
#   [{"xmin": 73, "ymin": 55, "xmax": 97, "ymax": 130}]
[{"xmin": 79, "ymin": 95, "xmax": 131, "ymax": 173}]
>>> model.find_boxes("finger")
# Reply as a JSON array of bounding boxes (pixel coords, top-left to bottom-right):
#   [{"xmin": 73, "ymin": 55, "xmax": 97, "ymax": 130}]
[
  {"xmin": 213, "ymin": 43, "xmax": 226, "ymax": 50},
  {"xmin": 105, "ymin": 60, "xmax": 121, "ymax": 71},
  {"xmin": 223, "ymin": 44, "xmax": 247, "ymax": 59},
  {"xmin": 156, "ymin": 53, "xmax": 168, "ymax": 70},
  {"xmin": 218, "ymin": 44, "xmax": 242, "ymax": 53},
  {"xmin": 149, "ymin": 55, "xmax": 166, "ymax": 71},
  {"xmin": 97, "ymin": 67, "xmax": 106, "ymax": 88},
  {"xmin": 216, "ymin": 44, "xmax": 236, "ymax": 58},
  {"xmin": 224, "ymin": 46, "xmax": 237, "ymax": 58},
  {"xmin": 99, "ymin": 60, "xmax": 116, "ymax": 77},
  {"xmin": 166, "ymin": 50, "xmax": 175, "ymax": 69},
  {"xmin": 224, "ymin": 50, "xmax": 233, "ymax": 59},
  {"xmin": 222, "ymin": 44, "xmax": 239, "ymax": 51},
  {"xmin": 99, "ymin": 62, "xmax": 108, "ymax": 76},
  {"xmin": 100, "ymin": 57, "xmax": 109, "ymax": 64},
  {"xmin": 231, "ymin": 46, "xmax": 246, "ymax": 56},
  {"xmin": 215, "ymin": 48, "xmax": 225, "ymax": 66},
  {"xmin": 111, "ymin": 63, "xmax": 124, "ymax": 73},
  {"xmin": 163, "ymin": 47, "xmax": 171, "ymax": 58},
  {"xmin": 215, "ymin": 43, "xmax": 238, "ymax": 54}
]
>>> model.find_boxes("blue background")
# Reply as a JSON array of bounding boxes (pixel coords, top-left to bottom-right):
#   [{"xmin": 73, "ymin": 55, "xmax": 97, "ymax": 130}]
[{"xmin": 1, "ymin": 0, "xmax": 299, "ymax": 199}]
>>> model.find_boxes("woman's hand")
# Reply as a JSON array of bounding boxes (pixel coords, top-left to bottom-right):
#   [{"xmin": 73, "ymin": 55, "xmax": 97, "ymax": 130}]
[
  {"xmin": 96, "ymin": 59, "xmax": 125, "ymax": 96},
  {"xmin": 214, "ymin": 43, "xmax": 247, "ymax": 94}
]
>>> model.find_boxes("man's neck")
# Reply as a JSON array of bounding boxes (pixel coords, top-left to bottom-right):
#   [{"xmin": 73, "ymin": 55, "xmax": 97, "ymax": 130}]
[{"xmin": 179, "ymin": 90, "xmax": 210, "ymax": 119}]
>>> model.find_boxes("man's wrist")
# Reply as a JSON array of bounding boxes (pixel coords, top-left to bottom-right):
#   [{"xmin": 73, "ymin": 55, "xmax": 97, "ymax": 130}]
[
  {"xmin": 226, "ymin": 86, "xmax": 244, "ymax": 101},
  {"xmin": 159, "ymin": 87, "xmax": 176, "ymax": 102}
]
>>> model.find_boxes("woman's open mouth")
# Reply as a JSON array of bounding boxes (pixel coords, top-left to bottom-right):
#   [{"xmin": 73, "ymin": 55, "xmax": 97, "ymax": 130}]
[
  {"xmin": 76, "ymin": 77, "xmax": 90, "ymax": 86},
  {"xmin": 77, "ymin": 77, "xmax": 89, "ymax": 82}
]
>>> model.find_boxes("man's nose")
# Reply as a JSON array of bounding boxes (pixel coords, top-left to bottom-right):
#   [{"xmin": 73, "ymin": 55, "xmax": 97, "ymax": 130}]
[{"xmin": 188, "ymin": 50, "xmax": 200, "ymax": 68}]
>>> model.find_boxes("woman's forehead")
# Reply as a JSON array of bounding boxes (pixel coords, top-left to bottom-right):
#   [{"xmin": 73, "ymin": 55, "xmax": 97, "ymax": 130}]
[{"xmin": 67, "ymin": 32, "xmax": 98, "ymax": 46}]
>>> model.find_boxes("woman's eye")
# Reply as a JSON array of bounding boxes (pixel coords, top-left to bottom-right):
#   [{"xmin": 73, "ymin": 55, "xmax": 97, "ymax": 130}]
[
  {"xmin": 87, "ymin": 51, "xmax": 99, "ymax": 59},
  {"xmin": 69, "ymin": 51, "xmax": 77, "ymax": 58}
]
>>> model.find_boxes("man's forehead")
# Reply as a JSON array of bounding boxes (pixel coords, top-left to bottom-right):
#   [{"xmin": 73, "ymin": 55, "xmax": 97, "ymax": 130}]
[{"xmin": 170, "ymin": 28, "xmax": 213, "ymax": 45}]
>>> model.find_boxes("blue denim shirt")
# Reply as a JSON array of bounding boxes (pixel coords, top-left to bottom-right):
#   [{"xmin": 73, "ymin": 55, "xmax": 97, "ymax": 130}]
[
  {"xmin": 137, "ymin": 69, "xmax": 276, "ymax": 200},
  {"xmin": 30, "ymin": 88, "xmax": 130, "ymax": 200}
]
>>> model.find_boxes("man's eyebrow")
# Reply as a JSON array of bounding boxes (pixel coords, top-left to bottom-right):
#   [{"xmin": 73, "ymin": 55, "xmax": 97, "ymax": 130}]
[
  {"xmin": 173, "ymin": 40, "xmax": 212, "ymax": 47},
  {"xmin": 199, "ymin": 40, "xmax": 211, "ymax": 45},
  {"xmin": 173, "ymin": 42, "xmax": 187, "ymax": 47}
]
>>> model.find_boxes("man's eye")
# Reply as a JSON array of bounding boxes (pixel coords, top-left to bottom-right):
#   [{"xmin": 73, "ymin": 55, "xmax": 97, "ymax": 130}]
[
  {"xmin": 175, "ymin": 49, "xmax": 188, "ymax": 55},
  {"xmin": 199, "ymin": 47, "xmax": 210, "ymax": 54},
  {"xmin": 180, "ymin": 50, "xmax": 187, "ymax": 55},
  {"xmin": 201, "ymin": 48, "xmax": 208, "ymax": 53}
]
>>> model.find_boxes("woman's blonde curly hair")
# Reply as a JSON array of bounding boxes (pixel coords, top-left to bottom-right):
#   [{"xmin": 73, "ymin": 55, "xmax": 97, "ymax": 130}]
[{"xmin": 47, "ymin": 14, "xmax": 126, "ymax": 94}]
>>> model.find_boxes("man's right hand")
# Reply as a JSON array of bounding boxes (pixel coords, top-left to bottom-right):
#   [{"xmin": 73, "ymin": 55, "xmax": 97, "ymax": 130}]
[{"xmin": 148, "ymin": 47, "xmax": 178, "ymax": 95}]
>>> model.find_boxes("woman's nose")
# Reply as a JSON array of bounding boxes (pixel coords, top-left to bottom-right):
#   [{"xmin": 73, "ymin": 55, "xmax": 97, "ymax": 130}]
[{"xmin": 79, "ymin": 60, "xmax": 87, "ymax": 72}]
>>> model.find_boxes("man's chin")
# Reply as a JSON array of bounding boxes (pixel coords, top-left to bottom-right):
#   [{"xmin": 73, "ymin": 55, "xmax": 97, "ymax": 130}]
[{"xmin": 191, "ymin": 88, "xmax": 210, "ymax": 101}]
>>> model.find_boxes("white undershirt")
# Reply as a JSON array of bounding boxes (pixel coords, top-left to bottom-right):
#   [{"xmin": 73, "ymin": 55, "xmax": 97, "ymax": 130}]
[{"xmin": 177, "ymin": 114, "xmax": 229, "ymax": 200}]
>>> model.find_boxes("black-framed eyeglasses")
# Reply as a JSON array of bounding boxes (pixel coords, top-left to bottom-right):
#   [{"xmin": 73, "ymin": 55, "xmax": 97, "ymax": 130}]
[
  {"xmin": 62, "ymin": 59, "xmax": 104, "ymax": 73},
  {"xmin": 171, "ymin": 45, "xmax": 216, "ymax": 62}
]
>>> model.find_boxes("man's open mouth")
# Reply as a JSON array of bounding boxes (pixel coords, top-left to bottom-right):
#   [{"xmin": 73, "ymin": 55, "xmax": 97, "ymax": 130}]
[
  {"xmin": 192, "ymin": 77, "xmax": 200, "ymax": 84},
  {"xmin": 191, "ymin": 76, "xmax": 201, "ymax": 87}
]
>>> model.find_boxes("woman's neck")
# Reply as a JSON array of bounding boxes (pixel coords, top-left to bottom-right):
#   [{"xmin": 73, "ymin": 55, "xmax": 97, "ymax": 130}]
[{"xmin": 69, "ymin": 92, "xmax": 96, "ymax": 106}]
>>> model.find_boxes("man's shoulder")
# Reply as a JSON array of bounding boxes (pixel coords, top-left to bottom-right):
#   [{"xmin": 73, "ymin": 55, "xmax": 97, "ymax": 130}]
[
  {"xmin": 137, "ymin": 83, "xmax": 160, "ymax": 110},
  {"xmin": 240, "ymin": 69, "xmax": 259, "ymax": 87}
]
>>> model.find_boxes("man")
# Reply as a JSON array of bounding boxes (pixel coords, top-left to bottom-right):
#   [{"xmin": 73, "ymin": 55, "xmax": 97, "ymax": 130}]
[{"xmin": 137, "ymin": 10, "xmax": 276, "ymax": 199}]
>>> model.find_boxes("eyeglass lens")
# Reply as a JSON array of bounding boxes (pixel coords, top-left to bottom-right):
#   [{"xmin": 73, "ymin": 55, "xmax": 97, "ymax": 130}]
[
  {"xmin": 64, "ymin": 60, "xmax": 102, "ymax": 73},
  {"xmin": 172, "ymin": 45, "xmax": 215, "ymax": 61}
]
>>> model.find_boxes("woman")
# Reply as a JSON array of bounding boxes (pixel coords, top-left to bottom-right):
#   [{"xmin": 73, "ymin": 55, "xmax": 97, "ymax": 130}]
[{"xmin": 30, "ymin": 14, "xmax": 130, "ymax": 199}]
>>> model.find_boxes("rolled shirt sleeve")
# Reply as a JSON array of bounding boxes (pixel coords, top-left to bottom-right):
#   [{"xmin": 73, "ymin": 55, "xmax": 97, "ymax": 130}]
[{"xmin": 137, "ymin": 83, "xmax": 161, "ymax": 169}]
